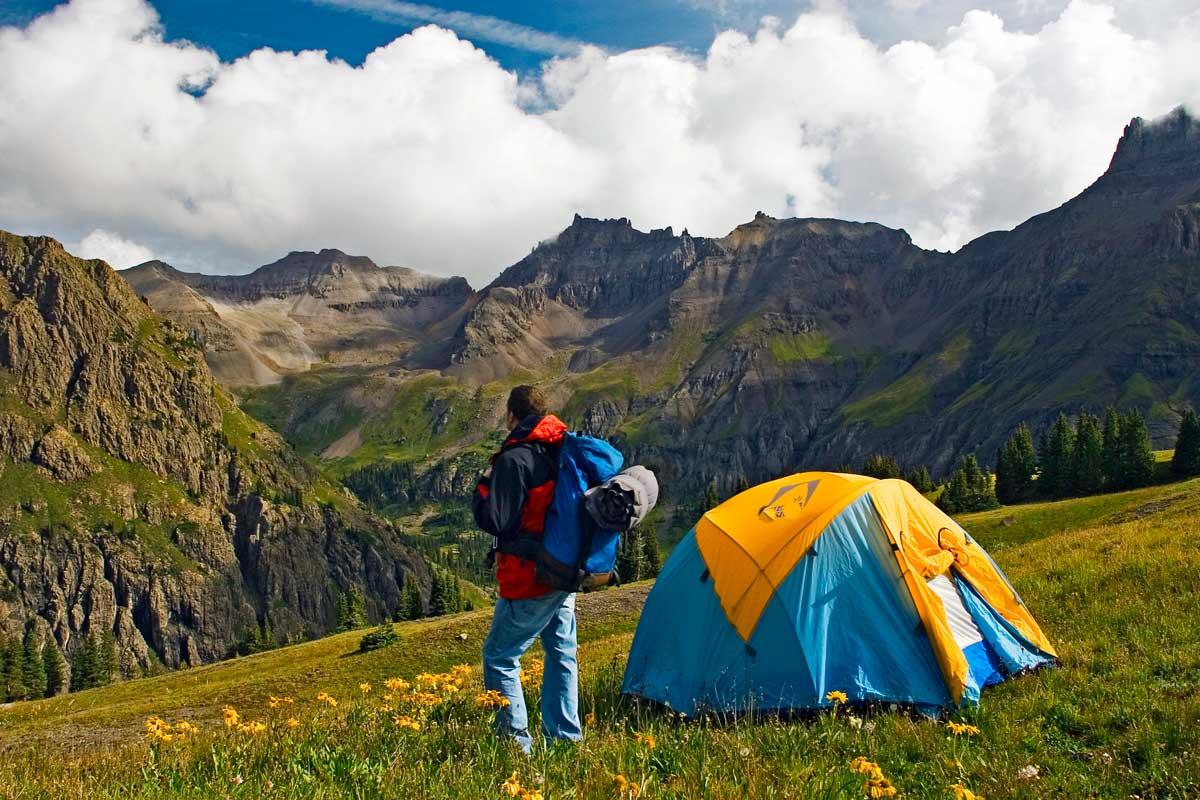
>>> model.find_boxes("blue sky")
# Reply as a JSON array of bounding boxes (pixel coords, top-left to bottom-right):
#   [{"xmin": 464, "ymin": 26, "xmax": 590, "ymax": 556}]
[
  {"xmin": 8, "ymin": 0, "xmax": 1159, "ymax": 74},
  {"xmin": 4, "ymin": 0, "xmax": 761, "ymax": 72}
]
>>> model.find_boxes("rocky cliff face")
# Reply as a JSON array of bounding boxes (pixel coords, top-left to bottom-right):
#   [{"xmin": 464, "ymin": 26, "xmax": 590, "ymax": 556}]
[
  {"xmin": 124, "ymin": 250, "xmax": 473, "ymax": 387},
  {"xmin": 129, "ymin": 108, "xmax": 1200, "ymax": 513},
  {"xmin": 0, "ymin": 233, "xmax": 430, "ymax": 679}
]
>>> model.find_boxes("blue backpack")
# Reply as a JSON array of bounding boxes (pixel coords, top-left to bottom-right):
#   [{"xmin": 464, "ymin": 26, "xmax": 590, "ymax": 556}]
[{"xmin": 535, "ymin": 432, "xmax": 625, "ymax": 591}]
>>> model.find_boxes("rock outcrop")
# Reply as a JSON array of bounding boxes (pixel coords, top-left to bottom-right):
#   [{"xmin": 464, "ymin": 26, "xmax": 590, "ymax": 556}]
[{"xmin": 0, "ymin": 233, "xmax": 430, "ymax": 677}]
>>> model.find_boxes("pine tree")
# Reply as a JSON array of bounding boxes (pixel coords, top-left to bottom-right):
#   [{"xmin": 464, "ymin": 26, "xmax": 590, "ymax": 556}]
[
  {"xmin": 906, "ymin": 466, "xmax": 934, "ymax": 493},
  {"xmin": 70, "ymin": 635, "xmax": 95, "ymax": 692},
  {"xmin": 1, "ymin": 636, "xmax": 24, "ymax": 702},
  {"xmin": 336, "ymin": 589, "xmax": 367, "ymax": 630},
  {"xmin": 42, "ymin": 640, "xmax": 65, "ymax": 697},
  {"xmin": 1102, "ymin": 406, "xmax": 1122, "ymax": 490},
  {"xmin": 404, "ymin": 576, "xmax": 424, "ymax": 620},
  {"xmin": 703, "ymin": 484, "xmax": 720, "ymax": 512},
  {"xmin": 1117, "ymin": 410, "xmax": 1155, "ymax": 489},
  {"xmin": 995, "ymin": 424, "xmax": 1037, "ymax": 504},
  {"xmin": 616, "ymin": 527, "xmax": 645, "ymax": 583},
  {"xmin": 1070, "ymin": 413, "xmax": 1106, "ymax": 497},
  {"xmin": 640, "ymin": 520, "xmax": 662, "ymax": 578},
  {"xmin": 1172, "ymin": 409, "xmax": 1200, "ymax": 478},
  {"xmin": 861, "ymin": 454, "xmax": 901, "ymax": 480},
  {"xmin": 937, "ymin": 454, "xmax": 998, "ymax": 514},
  {"xmin": 97, "ymin": 631, "xmax": 118, "ymax": 686},
  {"xmin": 20, "ymin": 626, "xmax": 46, "ymax": 700},
  {"xmin": 1039, "ymin": 414, "xmax": 1075, "ymax": 499},
  {"xmin": 733, "ymin": 476, "xmax": 751, "ymax": 495},
  {"xmin": 428, "ymin": 571, "xmax": 448, "ymax": 617}
]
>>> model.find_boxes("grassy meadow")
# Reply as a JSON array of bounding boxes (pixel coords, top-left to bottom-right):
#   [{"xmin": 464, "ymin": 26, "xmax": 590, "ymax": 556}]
[{"xmin": 1, "ymin": 479, "xmax": 1198, "ymax": 798}]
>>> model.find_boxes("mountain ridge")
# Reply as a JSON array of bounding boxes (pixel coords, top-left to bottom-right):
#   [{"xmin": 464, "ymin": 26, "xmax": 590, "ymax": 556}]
[{"xmin": 125, "ymin": 106, "xmax": 1200, "ymax": 514}]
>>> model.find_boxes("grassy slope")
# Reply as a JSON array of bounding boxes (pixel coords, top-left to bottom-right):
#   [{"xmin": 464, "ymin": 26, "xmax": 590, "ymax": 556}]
[{"xmin": 1, "ymin": 480, "xmax": 1198, "ymax": 798}]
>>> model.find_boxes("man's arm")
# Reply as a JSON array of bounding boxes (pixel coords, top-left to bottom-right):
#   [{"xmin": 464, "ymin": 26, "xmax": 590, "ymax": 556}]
[{"xmin": 472, "ymin": 449, "xmax": 531, "ymax": 540}]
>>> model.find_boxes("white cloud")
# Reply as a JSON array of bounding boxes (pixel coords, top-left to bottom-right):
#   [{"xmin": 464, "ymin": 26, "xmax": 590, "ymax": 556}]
[
  {"xmin": 75, "ymin": 228, "xmax": 156, "ymax": 268},
  {"xmin": 0, "ymin": 0, "xmax": 1198, "ymax": 287}
]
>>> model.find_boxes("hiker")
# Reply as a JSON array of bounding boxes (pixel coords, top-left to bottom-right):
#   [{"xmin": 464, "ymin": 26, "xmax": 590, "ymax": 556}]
[{"xmin": 473, "ymin": 385, "xmax": 580, "ymax": 753}]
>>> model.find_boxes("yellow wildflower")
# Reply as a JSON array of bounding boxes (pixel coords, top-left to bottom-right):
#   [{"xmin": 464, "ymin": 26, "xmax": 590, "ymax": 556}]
[
  {"xmin": 384, "ymin": 677, "xmax": 411, "ymax": 693},
  {"xmin": 451, "ymin": 664, "xmax": 474, "ymax": 679},
  {"xmin": 475, "ymin": 690, "xmax": 511, "ymax": 711},
  {"xmin": 145, "ymin": 716, "xmax": 175, "ymax": 742},
  {"xmin": 174, "ymin": 721, "xmax": 199, "ymax": 737},
  {"xmin": 614, "ymin": 774, "xmax": 642, "ymax": 799},
  {"xmin": 635, "ymin": 732, "xmax": 657, "ymax": 750},
  {"xmin": 826, "ymin": 690, "xmax": 849, "ymax": 705},
  {"xmin": 585, "ymin": 711, "xmax": 597, "ymax": 726},
  {"xmin": 393, "ymin": 714, "xmax": 422, "ymax": 731},
  {"xmin": 222, "ymin": 706, "xmax": 240, "ymax": 728},
  {"xmin": 286, "ymin": 717, "xmax": 300, "ymax": 729},
  {"xmin": 520, "ymin": 790, "xmax": 544, "ymax": 800},
  {"xmin": 316, "ymin": 692, "xmax": 338, "ymax": 708},
  {"xmin": 408, "ymin": 691, "xmax": 444, "ymax": 709},
  {"xmin": 946, "ymin": 721, "xmax": 981, "ymax": 737},
  {"xmin": 520, "ymin": 660, "xmax": 545, "ymax": 687},
  {"xmin": 359, "ymin": 682, "xmax": 372, "ymax": 694},
  {"xmin": 867, "ymin": 776, "xmax": 898, "ymax": 798},
  {"xmin": 952, "ymin": 784, "xmax": 984, "ymax": 800},
  {"xmin": 501, "ymin": 773, "xmax": 523, "ymax": 797},
  {"xmin": 850, "ymin": 757, "xmax": 885, "ymax": 780},
  {"xmin": 238, "ymin": 721, "xmax": 267, "ymax": 735}
]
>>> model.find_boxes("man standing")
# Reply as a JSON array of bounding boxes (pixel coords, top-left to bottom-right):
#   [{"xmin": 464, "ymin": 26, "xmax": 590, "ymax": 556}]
[{"xmin": 473, "ymin": 385, "xmax": 581, "ymax": 753}]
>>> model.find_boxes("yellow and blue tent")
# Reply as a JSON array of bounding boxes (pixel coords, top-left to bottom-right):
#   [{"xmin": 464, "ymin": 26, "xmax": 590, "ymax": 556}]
[{"xmin": 622, "ymin": 473, "xmax": 1056, "ymax": 715}]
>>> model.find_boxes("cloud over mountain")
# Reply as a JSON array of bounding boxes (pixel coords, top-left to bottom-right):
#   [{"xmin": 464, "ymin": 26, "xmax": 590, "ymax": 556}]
[{"xmin": 0, "ymin": 0, "xmax": 1197, "ymax": 285}]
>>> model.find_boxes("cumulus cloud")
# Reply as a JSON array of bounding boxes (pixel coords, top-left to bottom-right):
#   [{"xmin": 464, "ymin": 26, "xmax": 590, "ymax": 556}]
[
  {"xmin": 0, "ymin": 0, "xmax": 1197, "ymax": 287},
  {"xmin": 75, "ymin": 229, "xmax": 156, "ymax": 268}
]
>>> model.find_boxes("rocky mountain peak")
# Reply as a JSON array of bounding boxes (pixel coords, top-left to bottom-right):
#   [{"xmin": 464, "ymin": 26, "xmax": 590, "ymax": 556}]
[{"xmin": 1108, "ymin": 106, "xmax": 1199, "ymax": 173}]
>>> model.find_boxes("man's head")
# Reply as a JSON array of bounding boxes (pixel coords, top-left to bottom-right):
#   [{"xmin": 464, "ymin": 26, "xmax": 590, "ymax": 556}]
[{"xmin": 506, "ymin": 385, "xmax": 548, "ymax": 428}]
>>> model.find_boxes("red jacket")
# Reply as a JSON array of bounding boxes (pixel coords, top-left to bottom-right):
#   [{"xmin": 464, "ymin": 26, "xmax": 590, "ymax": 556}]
[{"xmin": 472, "ymin": 414, "xmax": 567, "ymax": 599}]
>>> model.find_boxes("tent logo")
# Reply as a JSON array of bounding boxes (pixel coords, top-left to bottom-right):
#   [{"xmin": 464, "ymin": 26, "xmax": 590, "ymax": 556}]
[{"xmin": 759, "ymin": 479, "xmax": 821, "ymax": 521}]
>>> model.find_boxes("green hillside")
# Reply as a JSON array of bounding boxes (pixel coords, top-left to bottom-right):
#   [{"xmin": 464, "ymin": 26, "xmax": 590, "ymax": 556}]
[{"xmin": 2, "ymin": 479, "xmax": 1198, "ymax": 799}]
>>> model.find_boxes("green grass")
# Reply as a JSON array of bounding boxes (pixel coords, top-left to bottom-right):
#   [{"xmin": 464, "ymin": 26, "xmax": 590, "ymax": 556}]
[
  {"xmin": 841, "ymin": 333, "xmax": 971, "ymax": 428},
  {"xmin": 240, "ymin": 369, "xmax": 368, "ymax": 457},
  {"xmin": 2, "ymin": 479, "xmax": 1199, "ymax": 797},
  {"xmin": 767, "ymin": 332, "xmax": 834, "ymax": 364}
]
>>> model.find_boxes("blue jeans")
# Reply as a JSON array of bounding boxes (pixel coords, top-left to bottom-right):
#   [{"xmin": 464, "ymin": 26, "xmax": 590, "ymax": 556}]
[{"xmin": 482, "ymin": 590, "xmax": 581, "ymax": 753}]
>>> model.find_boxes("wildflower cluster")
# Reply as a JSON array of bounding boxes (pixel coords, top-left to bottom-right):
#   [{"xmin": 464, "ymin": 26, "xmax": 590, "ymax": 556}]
[
  {"xmin": 392, "ymin": 714, "xmax": 422, "ymax": 731},
  {"xmin": 474, "ymin": 689, "xmax": 510, "ymax": 710},
  {"xmin": 144, "ymin": 716, "xmax": 198, "ymax": 743},
  {"xmin": 850, "ymin": 757, "xmax": 898, "ymax": 798},
  {"xmin": 414, "ymin": 667, "xmax": 467, "ymax": 696},
  {"xmin": 223, "ymin": 706, "xmax": 240, "ymax": 727},
  {"xmin": 519, "ymin": 659, "xmax": 544, "ymax": 687},
  {"xmin": 267, "ymin": 695, "xmax": 294, "ymax": 709},
  {"xmin": 315, "ymin": 692, "xmax": 338, "ymax": 708},
  {"xmin": 952, "ymin": 783, "xmax": 985, "ymax": 800},
  {"xmin": 500, "ymin": 772, "xmax": 543, "ymax": 800},
  {"xmin": 634, "ymin": 732, "xmax": 657, "ymax": 750},
  {"xmin": 946, "ymin": 720, "xmax": 981, "ymax": 737},
  {"xmin": 614, "ymin": 774, "xmax": 642, "ymax": 799},
  {"xmin": 237, "ymin": 720, "xmax": 268, "ymax": 736}
]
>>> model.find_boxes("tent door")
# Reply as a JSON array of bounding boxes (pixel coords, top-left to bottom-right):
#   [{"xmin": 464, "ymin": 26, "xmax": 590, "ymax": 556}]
[{"xmin": 926, "ymin": 574, "xmax": 1004, "ymax": 690}]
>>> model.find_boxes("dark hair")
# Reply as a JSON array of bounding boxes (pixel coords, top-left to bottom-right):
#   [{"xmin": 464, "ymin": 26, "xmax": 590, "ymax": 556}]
[{"xmin": 507, "ymin": 385, "xmax": 548, "ymax": 421}]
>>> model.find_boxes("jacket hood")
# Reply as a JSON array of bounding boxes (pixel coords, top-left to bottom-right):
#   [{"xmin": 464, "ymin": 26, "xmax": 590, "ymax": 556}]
[{"xmin": 504, "ymin": 414, "xmax": 568, "ymax": 448}]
